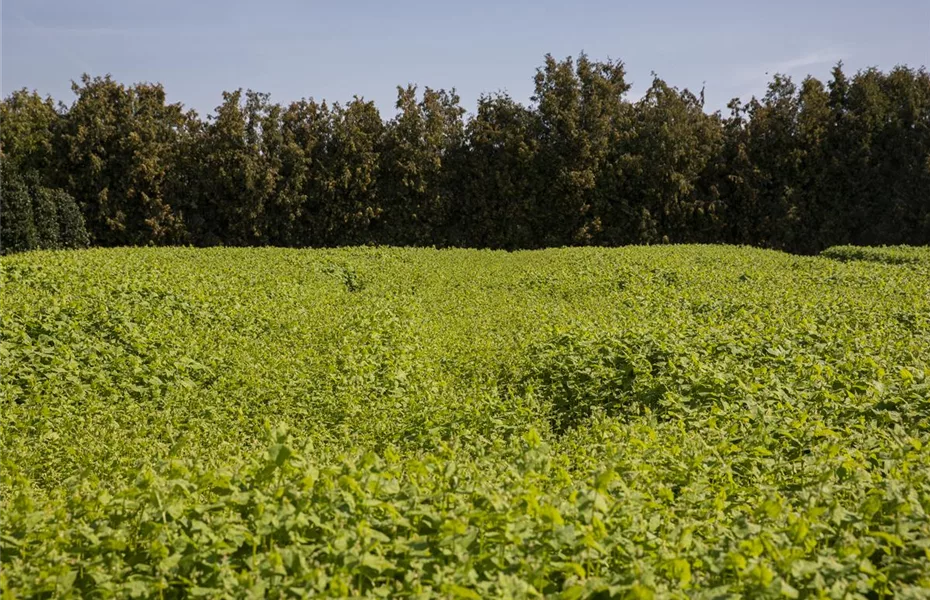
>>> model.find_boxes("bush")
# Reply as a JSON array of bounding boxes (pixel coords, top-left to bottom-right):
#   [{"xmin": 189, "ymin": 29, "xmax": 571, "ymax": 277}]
[
  {"xmin": 0, "ymin": 164, "xmax": 89, "ymax": 253},
  {"xmin": 0, "ymin": 167, "xmax": 37, "ymax": 254},
  {"xmin": 53, "ymin": 188, "xmax": 90, "ymax": 249},
  {"xmin": 32, "ymin": 186, "xmax": 61, "ymax": 249}
]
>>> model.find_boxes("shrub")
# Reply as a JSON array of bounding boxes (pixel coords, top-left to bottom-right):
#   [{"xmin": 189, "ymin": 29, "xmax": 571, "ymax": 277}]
[
  {"xmin": 32, "ymin": 186, "xmax": 61, "ymax": 249},
  {"xmin": 0, "ymin": 164, "xmax": 89, "ymax": 253},
  {"xmin": 0, "ymin": 167, "xmax": 37, "ymax": 254},
  {"xmin": 53, "ymin": 188, "xmax": 90, "ymax": 249}
]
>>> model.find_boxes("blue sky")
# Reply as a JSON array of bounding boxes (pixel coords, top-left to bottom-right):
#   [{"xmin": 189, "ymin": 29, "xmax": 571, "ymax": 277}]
[{"xmin": 3, "ymin": 0, "xmax": 928, "ymax": 117}]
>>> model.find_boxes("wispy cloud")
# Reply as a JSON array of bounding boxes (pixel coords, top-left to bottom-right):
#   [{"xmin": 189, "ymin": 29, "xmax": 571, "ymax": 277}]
[
  {"xmin": 726, "ymin": 47, "xmax": 850, "ymax": 102},
  {"xmin": 733, "ymin": 47, "xmax": 849, "ymax": 84},
  {"xmin": 769, "ymin": 48, "xmax": 848, "ymax": 73},
  {"xmin": 23, "ymin": 26, "xmax": 144, "ymax": 36}
]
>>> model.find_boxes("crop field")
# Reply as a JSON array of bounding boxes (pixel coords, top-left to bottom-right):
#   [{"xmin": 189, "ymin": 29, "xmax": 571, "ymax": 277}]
[{"xmin": 2, "ymin": 245, "xmax": 930, "ymax": 598}]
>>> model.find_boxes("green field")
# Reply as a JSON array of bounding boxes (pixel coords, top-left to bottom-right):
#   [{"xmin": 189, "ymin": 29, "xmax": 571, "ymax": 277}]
[{"xmin": 3, "ymin": 245, "xmax": 930, "ymax": 598}]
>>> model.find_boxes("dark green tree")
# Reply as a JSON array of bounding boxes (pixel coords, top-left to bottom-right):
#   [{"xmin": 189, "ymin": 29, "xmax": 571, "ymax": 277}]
[
  {"xmin": 453, "ymin": 93, "xmax": 540, "ymax": 248},
  {"xmin": 1, "ymin": 165, "xmax": 38, "ymax": 253},
  {"xmin": 532, "ymin": 54, "xmax": 631, "ymax": 245},
  {"xmin": 741, "ymin": 75, "xmax": 803, "ymax": 249},
  {"xmin": 1, "ymin": 161, "xmax": 89, "ymax": 253},
  {"xmin": 183, "ymin": 90, "xmax": 278, "ymax": 245},
  {"xmin": 58, "ymin": 75, "xmax": 189, "ymax": 245},
  {"xmin": 792, "ymin": 76, "xmax": 832, "ymax": 252},
  {"xmin": 620, "ymin": 77, "xmax": 723, "ymax": 243},
  {"xmin": 261, "ymin": 99, "xmax": 326, "ymax": 247},
  {"xmin": 380, "ymin": 86, "xmax": 465, "ymax": 245},
  {"xmin": 2, "ymin": 55, "xmax": 929, "ymax": 252},
  {"xmin": 0, "ymin": 90, "xmax": 61, "ymax": 183},
  {"xmin": 319, "ymin": 98, "xmax": 385, "ymax": 245}
]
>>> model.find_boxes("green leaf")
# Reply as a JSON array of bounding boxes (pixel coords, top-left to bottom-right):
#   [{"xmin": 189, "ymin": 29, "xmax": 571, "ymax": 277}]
[{"xmin": 444, "ymin": 584, "xmax": 482, "ymax": 599}]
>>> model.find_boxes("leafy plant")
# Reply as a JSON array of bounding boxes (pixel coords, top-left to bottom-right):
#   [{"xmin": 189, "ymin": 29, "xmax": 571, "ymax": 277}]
[{"xmin": 2, "ymin": 245, "xmax": 929, "ymax": 597}]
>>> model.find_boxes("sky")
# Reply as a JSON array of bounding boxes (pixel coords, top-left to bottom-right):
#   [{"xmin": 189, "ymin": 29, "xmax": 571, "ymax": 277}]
[{"xmin": 2, "ymin": 0, "xmax": 928, "ymax": 118}]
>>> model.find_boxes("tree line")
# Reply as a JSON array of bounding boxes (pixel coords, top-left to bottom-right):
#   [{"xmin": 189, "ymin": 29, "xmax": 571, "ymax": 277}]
[{"xmin": 2, "ymin": 54, "xmax": 929, "ymax": 254}]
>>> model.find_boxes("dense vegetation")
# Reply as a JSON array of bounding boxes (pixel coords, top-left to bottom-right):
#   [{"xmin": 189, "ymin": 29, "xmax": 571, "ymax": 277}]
[
  {"xmin": 2, "ymin": 55, "xmax": 929, "ymax": 254},
  {"xmin": 2, "ymin": 245, "xmax": 929, "ymax": 597},
  {"xmin": 0, "ymin": 167, "xmax": 89, "ymax": 254}
]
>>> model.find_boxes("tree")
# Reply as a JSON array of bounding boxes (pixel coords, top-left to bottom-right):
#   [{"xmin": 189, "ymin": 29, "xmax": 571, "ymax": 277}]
[
  {"xmin": 379, "ymin": 86, "xmax": 465, "ymax": 245},
  {"xmin": 712, "ymin": 98, "xmax": 760, "ymax": 245},
  {"xmin": 57, "ymin": 75, "xmax": 190, "ymax": 245},
  {"xmin": 55, "ymin": 188, "xmax": 91, "ymax": 249},
  {"xmin": 453, "ymin": 93, "xmax": 540, "ymax": 248},
  {"xmin": 2, "ymin": 56, "xmax": 929, "ymax": 253},
  {"xmin": 792, "ymin": 76, "xmax": 832, "ymax": 252},
  {"xmin": 0, "ymin": 90, "xmax": 60, "ymax": 183},
  {"xmin": 31, "ymin": 186, "xmax": 91, "ymax": 250},
  {"xmin": 619, "ymin": 77, "xmax": 723, "ymax": 244},
  {"xmin": 183, "ymin": 90, "xmax": 278, "ymax": 245},
  {"xmin": 1, "ymin": 160, "xmax": 89, "ymax": 254},
  {"xmin": 318, "ymin": 98, "xmax": 385, "ymax": 245},
  {"xmin": 261, "ymin": 99, "xmax": 325, "ymax": 247},
  {"xmin": 532, "ymin": 54, "xmax": 631, "ymax": 245},
  {"xmin": 742, "ymin": 75, "xmax": 803, "ymax": 249},
  {"xmin": 866, "ymin": 67, "xmax": 930, "ymax": 244}
]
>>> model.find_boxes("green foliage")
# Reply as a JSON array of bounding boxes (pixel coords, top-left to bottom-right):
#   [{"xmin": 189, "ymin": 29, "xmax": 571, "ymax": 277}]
[
  {"xmin": 380, "ymin": 86, "xmax": 465, "ymax": 245},
  {"xmin": 316, "ymin": 98, "xmax": 385, "ymax": 246},
  {"xmin": 57, "ymin": 75, "xmax": 191, "ymax": 245},
  {"xmin": 518, "ymin": 330, "xmax": 645, "ymax": 432},
  {"xmin": 1, "ymin": 166, "xmax": 38, "ymax": 253},
  {"xmin": 2, "ymin": 58, "xmax": 930, "ymax": 252},
  {"xmin": 821, "ymin": 244, "xmax": 930, "ymax": 265},
  {"xmin": 0, "ymin": 89, "xmax": 60, "ymax": 181},
  {"xmin": 55, "ymin": 187, "xmax": 92, "ymax": 249},
  {"xmin": 1, "ymin": 161, "xmax": 89, "ymax": 253},
  {"xmin": 2, "ymin": 245, "xmax": 930, "ymax": 597},
  {"xmin": 619, "ymin": 77, "xmax": 722, "ymax": 244},
  {"xmin": 533, "ymin": 54, "xmax": 631, "ymax": 245},
  {"xmin": 452, "ymin": 93, "xmax": 540, "ymax": 248},
  {"xmin": 170, "ymin": 89, "xmax": 275, "ymax": 246},
  {"xmin": 32, "ymin": 185, "xmax": 62, "ymax": 249}
]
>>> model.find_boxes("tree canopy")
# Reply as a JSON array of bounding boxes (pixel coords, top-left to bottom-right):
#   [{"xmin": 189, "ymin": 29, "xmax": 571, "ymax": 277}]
[{"xmin": 2, "ymin": 56, "xmax": 928, "ymax": 253}]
